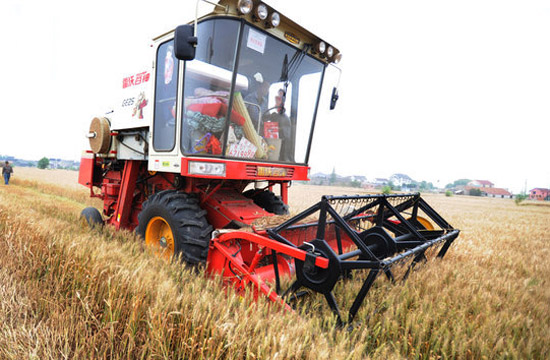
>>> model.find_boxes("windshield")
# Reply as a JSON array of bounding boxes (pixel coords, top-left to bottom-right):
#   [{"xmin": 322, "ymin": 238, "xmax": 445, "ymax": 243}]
[{"xmin": 181, "ymin": 19, "xmax": 325, "ymax": 164}]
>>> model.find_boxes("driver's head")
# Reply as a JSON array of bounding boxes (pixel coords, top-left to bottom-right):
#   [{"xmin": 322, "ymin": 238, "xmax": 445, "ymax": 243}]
[
  {"xmin": 275, "ymin": 89, "xmax": 286, "ymax": 112},
  {"xmin": 253, "ymin": 72, "xmax": 270, "ymax": 98}
]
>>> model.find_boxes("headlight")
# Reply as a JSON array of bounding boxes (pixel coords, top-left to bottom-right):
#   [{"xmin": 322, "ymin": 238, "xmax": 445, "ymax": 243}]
[
  {"xmin": 326, "ymin": 46, "xmax": 334, "ymax": 58},
  {"xmin": 255, "ymin": 4, "xmax": 268, "ymax": 20},
  {"xmin": 269, "ymin": 12, "xmax": 280, "ymax": 28},
  {"xmin": 316, "ymin": 41, "xmax": 326, "ymax": 54},
  {"xmin": 188, "ymin": 161, "xmax": 226, "ymax": 177},
  {"xmin": 237, "ymin": 0, "xmax": 253, "ymax": 15}
]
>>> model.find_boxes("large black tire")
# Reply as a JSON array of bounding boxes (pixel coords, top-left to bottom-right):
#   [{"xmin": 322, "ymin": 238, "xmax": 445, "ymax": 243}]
[
  {"xmin": 80, "ymin": 207, "xmax": 103, "ymax": 229},
  {"xmin": 137, "ymin": 190, "xmax": 212, "ymax": 264},
  {"xmin": 244, "ymin": 189, "xmax": 289, "ymax": 215}
]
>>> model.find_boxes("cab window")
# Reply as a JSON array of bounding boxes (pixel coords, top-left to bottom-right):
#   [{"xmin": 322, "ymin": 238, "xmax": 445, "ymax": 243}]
[
  {"xmin": 153, "ymin": 40, "xmax": 178, "ymax": 151},
  {"xmin": 181, "ymin": 19, "xmax": 241, "ymax": 155}
]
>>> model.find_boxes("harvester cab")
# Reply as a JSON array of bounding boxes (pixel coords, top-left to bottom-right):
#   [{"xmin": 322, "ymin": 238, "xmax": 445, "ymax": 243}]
[{"xmin": 79, "ymin": 0, "xmax": 459, "ymax": 324}]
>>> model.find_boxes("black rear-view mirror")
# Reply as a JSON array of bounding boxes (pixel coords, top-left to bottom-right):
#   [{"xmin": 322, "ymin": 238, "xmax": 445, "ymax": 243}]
[
  {"xmin": 174, "ymin": 25, "xmax": 197, "ymax": 61},
  {"xmin": 330, "ymin": 87, "xmax": 339, "ymax": 110}
]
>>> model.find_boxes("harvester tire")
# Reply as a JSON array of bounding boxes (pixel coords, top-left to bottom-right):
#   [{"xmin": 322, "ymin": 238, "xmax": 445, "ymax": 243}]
[
  {"xmin": 80, "ymin": 207, "xmax": 103, "ymax": 229},
  {"xmin": 137, "ymin": 190, "xmax": 212, "ymax": 264},
  {"xmin": 244, "ymin": 190, "xmax": 289, "ymax": 215}
]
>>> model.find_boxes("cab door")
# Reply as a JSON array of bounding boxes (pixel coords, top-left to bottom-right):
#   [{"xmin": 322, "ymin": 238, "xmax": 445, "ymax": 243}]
[{"xmin": 148, "ymin": 37, "xmax": 183, "ymax": 173}]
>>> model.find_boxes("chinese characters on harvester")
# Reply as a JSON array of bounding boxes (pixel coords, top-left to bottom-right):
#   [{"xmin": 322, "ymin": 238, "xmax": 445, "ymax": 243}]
[{"xmin": 122, "ymin": 71, "xmax": 151, "ymax": 89}]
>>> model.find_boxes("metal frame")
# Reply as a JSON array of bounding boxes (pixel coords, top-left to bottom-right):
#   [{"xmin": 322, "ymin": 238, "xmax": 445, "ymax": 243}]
[{"xmin": 224, "ymin": 193, "xmax": 461, "ymax": 325}]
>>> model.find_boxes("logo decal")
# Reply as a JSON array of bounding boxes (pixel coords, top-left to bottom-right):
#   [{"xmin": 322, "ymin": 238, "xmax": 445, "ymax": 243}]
[
  {"xmin": 122, "ymin": 71, "xmax": 150, "ymax": 89},
  {"xmin": 284, "ymin": 32, "xmax": 300, "ymax": 45},
  {"xmin": 132, "ymin": 92, "xmax": 148, "ymax": 119},
  {"xmin": 257, "ymin": 166, "xmax": 288, "ymax": 177}
]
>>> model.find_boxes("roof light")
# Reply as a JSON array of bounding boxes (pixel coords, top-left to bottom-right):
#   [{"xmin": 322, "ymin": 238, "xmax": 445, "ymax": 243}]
[
  {"xmin": 269, "ymin": 12, "xmax": 280, "ymax": 28},
  {"xmin": 327, "ymin": 46, "xmax": 334, "ymax": 58},
  {"xmin": 316, "ymin": 41, "xmax": 326, "ymax": 55},
  {"xmin": 333, "ymin": 52, "xmax": 343, "ymax": 64},
  {"xmin": 237, "ymin": 0, "xmax": 253, "ymax": 15},
  {"xmin": 255, "ymin": 4, "xmax": 268, "ymax": 21}
]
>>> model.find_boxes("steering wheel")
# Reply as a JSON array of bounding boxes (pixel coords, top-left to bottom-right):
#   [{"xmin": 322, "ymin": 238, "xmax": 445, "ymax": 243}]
[{"xmin": 262, "ymin": 106, "xmax": 281, "ymax": 118}]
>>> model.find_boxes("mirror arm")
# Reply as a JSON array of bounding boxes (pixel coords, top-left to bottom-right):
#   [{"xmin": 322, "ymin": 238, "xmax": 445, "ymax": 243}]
[{"xmin": 195, "ymin": 0, "xmax": 229, "ymax": 37}]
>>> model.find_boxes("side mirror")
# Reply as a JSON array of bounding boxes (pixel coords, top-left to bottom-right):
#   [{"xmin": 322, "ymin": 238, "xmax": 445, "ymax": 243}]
[
  {"xmin": 174, "ymin": 25, "xmax": 197, "ymax": 61},
  {"xmin": 330, "ymin": 87, "xmax": 339, "ymax": 110}
]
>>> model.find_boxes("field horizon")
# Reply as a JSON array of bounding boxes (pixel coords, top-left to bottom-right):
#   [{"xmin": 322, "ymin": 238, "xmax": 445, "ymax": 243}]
[{"xmin": 0, "ymin": 169, "xmax": 548, "ymax": 359}]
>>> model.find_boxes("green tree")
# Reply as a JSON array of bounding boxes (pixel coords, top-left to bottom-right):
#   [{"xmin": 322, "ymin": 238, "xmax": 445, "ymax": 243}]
[
  {"xmin": 382, "ymin": 185, "xmax": 392, "ymax": 195},
  {"xmin": 329, "ymin": 167, "xmax": 337, "ymax": 186},
  {"xmin": 419, "ymin": 181, "xmax": 434, "ymax": 191},
  {"xmin": 37, "ymin": 157, "xmax": 50, "ymax": 169},
  {"xmin": 469, "ymin": 188, "xmax": 482, "ymax": 196},
  {"xmin": 514, "ymin": 193, "xmax": 528, "ymax": 205},
  {"xmin": 446, "ymin": 179, "xmax": 471, "ymax": 189}
]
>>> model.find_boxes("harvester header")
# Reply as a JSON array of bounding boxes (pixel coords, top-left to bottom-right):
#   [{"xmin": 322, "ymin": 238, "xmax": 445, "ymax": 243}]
[{"xmin": 79, "ymin": 0, "xmax": 458, "ymax": 324}]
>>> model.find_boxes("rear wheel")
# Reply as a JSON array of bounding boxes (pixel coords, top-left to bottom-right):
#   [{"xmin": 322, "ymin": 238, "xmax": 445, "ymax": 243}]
[
  {"xmin": 80, "ymin": 207, "xmax": 103, "ymax": 229},
  {"xmin": 244, "ymin": 189, "xmax": 289, "ymax": 215},
  {"xmin": 137, "ymin": 190, "xmax": 212, "ymax": 264}
]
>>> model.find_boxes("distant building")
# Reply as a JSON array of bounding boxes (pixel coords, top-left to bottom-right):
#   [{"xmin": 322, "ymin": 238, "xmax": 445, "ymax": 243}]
[
  {"xmin": 468, "ymin": 180, "xmax": 494, "ymax": 188},
  {"xmin": 310, "ymin": 172, "xmax": 330, "ymax": 185},
  {"xmin": 464, "ymin": 185, "xmax": 512, "ymax": 198},
  {"xmin": 390, "ymin": 173, "xmax": 414, "ymax": 187},
  {"xmin": 372, "ymin": 178, "xmax": 389, "ymax": 186},
  {"xmin": 529, "ymin": 188, "xmax": 550, "ymax": 201},
  {"xmin": 350, "ymin": 175, "xmax": 367, "ymax": 183}
]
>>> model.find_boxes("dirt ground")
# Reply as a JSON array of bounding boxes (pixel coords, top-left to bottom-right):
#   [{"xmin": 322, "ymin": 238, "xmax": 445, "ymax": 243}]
[{"xmin": 14, "ymin": 167, "xmax": 81, "ymax": 189}]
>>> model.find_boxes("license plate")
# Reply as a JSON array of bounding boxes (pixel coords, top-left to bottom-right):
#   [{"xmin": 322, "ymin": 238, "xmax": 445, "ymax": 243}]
[{"xmin": 257, "ymin": 166, "xmax": 288, "ymax": 177}]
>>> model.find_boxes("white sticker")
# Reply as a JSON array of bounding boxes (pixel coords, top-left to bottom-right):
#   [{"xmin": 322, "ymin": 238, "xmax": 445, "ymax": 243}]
[
  {"xmin": 228, "ymin": 137, "xmax": 257, "ymax": 158},
  {"xmin": 247, "ymin": 28, "xmax": 266, "ymax": 54}
]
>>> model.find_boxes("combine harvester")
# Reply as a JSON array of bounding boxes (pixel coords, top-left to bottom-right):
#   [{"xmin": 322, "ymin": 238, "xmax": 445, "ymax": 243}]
[{"xmin": 79, "ymin": 0, "xmax": 459, "ymax": 325}]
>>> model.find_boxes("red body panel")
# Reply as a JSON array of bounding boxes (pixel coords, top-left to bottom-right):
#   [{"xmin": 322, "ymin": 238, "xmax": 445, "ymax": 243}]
[
  {"xmin": 181, "ymin": 157, "xmax": 309, "ymax": 181},
  {"xmin": 78, "ymin": 154, "xmax": 95, "ymax": 188},
  {"xmin": 111, "ymin": 160, "xmax": 141, "ymax": 230},
  {"xmin": 78, "ymin": 154, "xmax": 297, "ymax": 231},
  {"xmin": 201, "ymin": 188, "xmax": 271, "ymax": 229}
]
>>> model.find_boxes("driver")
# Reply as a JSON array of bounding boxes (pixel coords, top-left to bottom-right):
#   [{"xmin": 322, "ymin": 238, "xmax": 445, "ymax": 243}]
[
  {"xmin": 265, "ymin": 89, "xmax": 293, "ymax": 162},
  {"xmin": 244, "ymin": 72, "xmax": 270, "ymax": 128}
]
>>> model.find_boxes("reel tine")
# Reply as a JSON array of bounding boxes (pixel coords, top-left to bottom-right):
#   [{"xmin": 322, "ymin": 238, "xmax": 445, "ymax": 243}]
[
  {"xmin": 281, "ymin": 279, "xmax": 302, "ymax": 301},
  {"xmin": 324, "ymin": 292, "xmax": 344, "ymax": 327},
  {"xmin": 383, "ymin": 267, "xmax": 395, "ymax": 282},
  {"xmin": 348, "ymin": 269, "xmax": 380, "ymax": 324}
]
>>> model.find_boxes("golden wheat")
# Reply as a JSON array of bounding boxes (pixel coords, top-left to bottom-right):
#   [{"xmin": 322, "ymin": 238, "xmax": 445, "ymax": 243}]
[{"xmin": 0, "ymin": 172, "xmax": 548, "ymax": 359}]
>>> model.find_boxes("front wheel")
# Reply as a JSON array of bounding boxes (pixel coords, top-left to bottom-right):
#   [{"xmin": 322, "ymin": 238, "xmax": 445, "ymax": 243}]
[
  {"xmin": 244, "ymin": 189, "xmax": 289, "ymax": 215},
  {"xmin": 80, "ymin": 207, "xmax": 103, "ymax": 229},
  {"xmin": 137, "ymin": 190, "xmax": 212, "ymax": 264}
]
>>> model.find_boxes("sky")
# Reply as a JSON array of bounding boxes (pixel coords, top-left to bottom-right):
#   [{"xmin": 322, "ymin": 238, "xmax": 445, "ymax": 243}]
[{"xmin": 0, "ymin": 0, "xmax": 549, "ymax": 193}]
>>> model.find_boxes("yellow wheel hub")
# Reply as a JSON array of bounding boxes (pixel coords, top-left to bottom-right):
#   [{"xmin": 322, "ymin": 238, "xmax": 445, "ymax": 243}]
[
  {"xmin": 145, "ymin": 216, "xmax": 175, "ymax": 260},
  {"xmin": 80, "ymin": 216, "xmax": 89, "ymax": 229},
  {"xmin": 415, "ymin": 216, "xmax": 435, "ymax": 230}
]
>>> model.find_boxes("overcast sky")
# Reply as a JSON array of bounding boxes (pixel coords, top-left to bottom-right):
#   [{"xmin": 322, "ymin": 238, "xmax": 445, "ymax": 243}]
[{"xmin": 1, "ymin": 0, "xmax": 548, "ymax": 192}]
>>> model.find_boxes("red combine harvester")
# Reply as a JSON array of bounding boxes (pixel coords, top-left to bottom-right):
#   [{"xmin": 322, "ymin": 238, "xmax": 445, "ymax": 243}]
[{"xmin": 79, "ymin": 0, "xmax": 459, "ymax": 324}]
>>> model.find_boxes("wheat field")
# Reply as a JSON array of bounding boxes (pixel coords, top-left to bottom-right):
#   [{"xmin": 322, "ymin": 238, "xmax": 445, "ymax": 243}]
[{"xmin": 0, "ymin": 168, "xmax": 549, "ymax": 359}]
